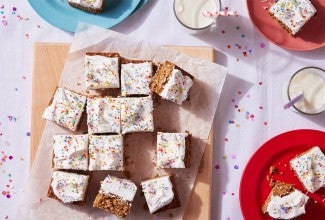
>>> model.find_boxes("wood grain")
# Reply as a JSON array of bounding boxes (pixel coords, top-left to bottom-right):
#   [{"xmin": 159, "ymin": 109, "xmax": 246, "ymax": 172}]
[{"xmin": 31, "ymin": 43, "xmax": 214, "ymax": 220}]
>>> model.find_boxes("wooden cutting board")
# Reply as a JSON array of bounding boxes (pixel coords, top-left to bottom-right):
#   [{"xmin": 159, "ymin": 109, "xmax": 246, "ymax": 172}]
[{"xmin": 31, "ymin": 42, "xmax": 214, "ymax": 220}]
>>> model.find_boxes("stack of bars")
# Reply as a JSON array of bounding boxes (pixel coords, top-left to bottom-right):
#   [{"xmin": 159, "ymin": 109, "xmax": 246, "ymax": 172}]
[{"xmin": 42, "ymin": 52, "xmax": 195, "ymax": 217}]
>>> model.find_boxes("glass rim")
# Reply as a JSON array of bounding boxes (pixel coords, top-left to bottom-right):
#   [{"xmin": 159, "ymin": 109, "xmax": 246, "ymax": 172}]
[{"xmin": 287, "ymin": 66, "xmax": 325, "ymax": 115}]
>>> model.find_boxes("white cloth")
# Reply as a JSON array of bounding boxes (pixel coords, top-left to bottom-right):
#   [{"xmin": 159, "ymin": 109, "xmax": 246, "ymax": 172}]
[{"xmin": 0, "ymin": 0, "xmax": 324, "ymax": 219}]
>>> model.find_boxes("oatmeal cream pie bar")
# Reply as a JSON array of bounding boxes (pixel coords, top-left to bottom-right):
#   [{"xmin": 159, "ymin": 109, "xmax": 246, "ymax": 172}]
[
  {"xmin": 290, "ymin": 146, "xmax": 325, "ymax": 193},
  {"xmin": 141, "ymin": 175, "xmax": 181, "ymax": 214},
  {"xmin": 52, "ymin": 134, "xmax": 88, "ymax": 171},
  {"xmin": 42, "ymin": 88, "xmax": 87, "ymax": 132},
  {"xmin": 262, "ymin": 181, "xmax": 309, "ymax": 219},
  {"xmin": 269, "ymin": 0, "xmax": 316, "ymax": 36},
  {"xmin": 156, "ymin": 132, "xmax": 191, "ymax": 169},
  {"xmin": 68, "ymin": 0, "xmax": 105, "ymax": 14},
  {"xmin": 120, "ymin": 96, "xmax": 154, "ymax": 134},
  {"xmin": 47, "ymin": 171, "xmax": 90, "ymax": 205},
  {"xmin": 93, "ymin": 175, "xmax": 137, "ymax": 218},
  {"xmin": 150, "ymin": 61, "xmax": 194, "ymax": 105},
  {"xmin": 88, "ymin": 134, "xmax": 123, "ymax": 171},
  {"xmin": 120, "ymin": 58, "xmax": 153, "ymax": 96},
  {"xmin": 84, "ymin": 52, "xmax": 120, "ymax": 89},
  {"xmin": 87, "ymin": 96, "xmax": 121, "ymax": 134}
]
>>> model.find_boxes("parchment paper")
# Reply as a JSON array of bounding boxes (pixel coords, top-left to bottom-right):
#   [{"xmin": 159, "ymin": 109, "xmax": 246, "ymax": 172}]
[{"xmin": 17, "ymin": 23, "xmax": 227, "ymax": 220}]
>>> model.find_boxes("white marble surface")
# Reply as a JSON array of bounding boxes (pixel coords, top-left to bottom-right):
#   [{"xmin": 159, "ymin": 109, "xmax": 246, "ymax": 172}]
[{"xmin": 0, "ymin": 0, "xmax": 324, "ymax": 219}]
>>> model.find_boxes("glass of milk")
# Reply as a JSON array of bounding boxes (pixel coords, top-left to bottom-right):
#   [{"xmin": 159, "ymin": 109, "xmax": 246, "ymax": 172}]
[
  {"xmin": 173, "ymin": 0, "xmax": 221, "ymax": 31},
  {"xmin": 287, "ymin": 67, "xmax": 325, "ymax": 115}
]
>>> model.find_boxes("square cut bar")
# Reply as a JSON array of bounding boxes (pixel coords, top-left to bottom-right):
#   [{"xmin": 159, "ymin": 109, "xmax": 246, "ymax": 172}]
[
  {"xmin": 88, "ymin": 134, "xmax": 123, "ymax": 171},
  {"xmin": 84, "ymin": 52, "xmax": 120, "ymax": 89},
  {"xmin": 269, "ymin": 0, "xmax": 316, "ymax": 36},
  {"xmin": 42, "ymin": 88, "xmax": 87, "ymax": 132},
  {"xmin": 47, "ymin": 171, "xmax": 90, "ymax": 205},
  {"xmin": 120, "ymin": 96, "xmax": 154, "ymax": 134},
  {"xmin": 141, "ymin": 175, "xmax": 180, "ymax": 214},
  {"xmin": 290, "ymin": 146, "xmax": 325, "ymax": 193},
  {"xmin": 157, "ymin": 132, "xmax": 191, "ymax": 169},
  {"xmin": 93, "ymin": 175, "xmax": 137, "ymax": 218},
  {"xmin": 87, "ymin": 96, "xmax": 121, "ymax": 134},
  {"xmin": 52, "ymin": 134, "xmax": 88, "ymax": 171},
  {"xmin": 262, "ymin": 181, "xmax": 309, "ymax": 219},
  {"xmin": 68, "ymin": 0, "xmax": 105, "ymax": 14},
  {"xmin": 120, "ymin": 58, "xmax": 153, "ymax": 96},
  {"xmin": 150, "ymin": 61, "xmax": 194, "ymax": 105}
]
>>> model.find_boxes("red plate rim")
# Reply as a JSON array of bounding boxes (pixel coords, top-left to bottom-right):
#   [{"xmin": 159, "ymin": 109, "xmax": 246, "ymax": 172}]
[
  {"xmin": 246, "ymin": 0, "xmax": 325, "ymax": 51},
  {"xmin": 239, "ymin": 129, "xmax": 325, "ymax": 219}
]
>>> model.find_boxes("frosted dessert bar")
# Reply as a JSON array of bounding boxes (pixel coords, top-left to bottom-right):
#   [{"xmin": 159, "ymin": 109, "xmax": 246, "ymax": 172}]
[
  {"xmin": 93, "ymin": 175, "xmax": 137, "ymax": 217},
  {"xmin": 52, "ymin": 134, "xmax": 88, "ymax": 171},
  {"xmin": 42, "ymin": 88, "xmax": 87, "ymax": 131},
  {"xmin": 290, "ymin": 146, "xmax": 325, "ymax": 193},
  {"xmin": 120, "ymin": 96, "xmax": 154, "ymax": 134},
  {"xmin": 87, "ymin": 97, "xmax": 121, "ymax": 134},
  {"xmin": 88, "ymin": 134, "xmax": 123, "ymax": 171},
  {"xmin": 156, "ymin": 132, "xmax": 191, "ymax": 169},
  {"xmin": 141, "ymin": 175, "xmax": 180, "ymax": 214},
  {"xmin": 269, "ymin": 0, "xmax": 316, "ymax": 36},
  {"xmin": 121, "ymin": 58, "xmax": 153, "ymax": 96},
  {"xmin": 84, "ymin": 52, "xmax": 120, "ymax": 89},
  {"xmin": 262, "ymin": 181, "xmax": 309, "ymax": 219},
  {"xmin": 68, "ymin": 0, "xmax": 105, "ymax": 14},
  {"xmin": 150, "ymin": 61, "xmax": 194, "ymax": 105},
  {"xmin": 47, "ymin": 171, "xmax": 90, "ymax": 205}
]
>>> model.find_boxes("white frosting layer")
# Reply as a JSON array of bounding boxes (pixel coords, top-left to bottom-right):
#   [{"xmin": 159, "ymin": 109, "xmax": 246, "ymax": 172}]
[
  {"xmin": 68, "ymin": 0, "xmax": 104, "ymax": 9},
  {"xmin": 51, "ymin": 171, "xmax": 89, "ymax": 203},
  {"xmin": 68, "ymin": 0, "xmax": 104, "ymax": 10},
  {"xmin": 42, "ymin": 88, "xmax": 87, "ymax": 131},
  {"xmin": 290, "ymin": 146, "xmax": 325, "ymax": 193},
  {"xmin": 266, "ymin": 189, "xmax": 309, "ymax": 219},
  {"xmin": 160, "ymin": 69, "xmax": 193, "ymax": 105},
  {"xmin": 88, "ymin": 135, "xmax": 123, "ymax": 171},
  {"xmin": 100, "ymin": 175, "xmax": 137, "ymax": 201},
  {"xmin": 141, "ymin": 176, "xmax": 174, "ymax": 214},
  {"xmin": 85, "ymin": 55, "xmax": 119, "ymax": 89},
  {"xmin": 53, "ymin": 135, "xmax": 88, "ymax": 171},
  {"xmin": 174, "ymin": 0, "xmax": 217, "ymax": 29},
  {"xmin": 269, "ymin": 0, "xmax": 316, "ymax": 35},
  {"xmin": 121, "ymin": 96, "xmax": 154, "ymax": 134},
  {"xmin": 121, "ymin": 62, "xmax": 152, "ymax": 96},
  {"xmin": 87, "ymin": 97, "xmax": 121, "ymax": 134},
  {"xmin": 288, "ymin": 69, "xmax": 325, "ymax": 114},
  {"xmin": 157, "ymin": 132, "xmax": 188, "ymax": 169}
]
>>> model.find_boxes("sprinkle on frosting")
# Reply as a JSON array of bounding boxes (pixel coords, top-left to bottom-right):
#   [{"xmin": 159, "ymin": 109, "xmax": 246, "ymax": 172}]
[
  {"xmin": 88, "ymin": 134, "xmax": 123, "ymax": 171},
  {"xmin": 290, "ymin": 146, "xmax": 325, "ymax": 193},
  {"xmin": 84, "ymin": 55, "xmax": 119, "ymax": 89},
  {"xmin": 160, "ymin": 69, "xmax": 193, "ymax": 105},
  {"xmin": 269, "ymin": 0, "xmax": 316, "ymax": 35},
  {"xmin": 99, "ymin": 175, "xmax": 137, "ymax": 201},
  {"xmin": 87, "ymin": 97, "xmax": 121, "ymax": 134},
  {"xmin": 265, "ymin": 188, "xmax": 309, "ymax": 219},
  {"xmin": 42, "ymin": 88, "xmax": 87, "ymax": 131},
  {"xmin": 121, "ymin": 96, "xmax": 154, "ymax": 134},
  {"xmin": 157, "ymin": 132, "xmax": 188, "ymax": 169},
  {"xmin": 141, "ymin": 176, "xmax": 175, "ymax": 214},
  {"xmin": 53, "ymin": 134, "xmax": 88, "ymax": 171},
  {"xmin": 121, "ymin": 62, "xmax": 152, "ymax": 96},
  {"xmin": 51, "ymin": 171, "xmax": 89, "ymax": 203}
]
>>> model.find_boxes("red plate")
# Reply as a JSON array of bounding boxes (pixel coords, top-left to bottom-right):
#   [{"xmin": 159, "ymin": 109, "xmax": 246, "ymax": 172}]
[
  {"xmin": 247, "ymin": 0, "xmax": 325, "ymax": 50},
  {"xmin": 240, "ymin": 129, "xmax": 325, "ymax": 219}
]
